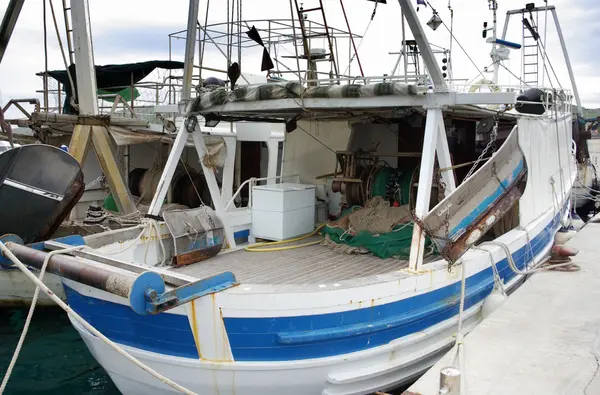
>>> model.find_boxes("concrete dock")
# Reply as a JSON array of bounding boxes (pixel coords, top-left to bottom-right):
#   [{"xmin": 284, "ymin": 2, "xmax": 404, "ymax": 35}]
[{"xmin": 405, "ymin": 222, "xmax": 600, "ymax": 395}]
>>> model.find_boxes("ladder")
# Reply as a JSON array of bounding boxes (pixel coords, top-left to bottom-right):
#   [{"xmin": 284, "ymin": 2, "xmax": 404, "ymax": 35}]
[
  {"xmin": 293, "ymin": 0, "xmax": 339, "ymax": 85},
  {"xmin": 522, "ymin": 13, "xmax": 539, "ymax": 86},
  {"xmin": 62, "ymin": 0, "xmax": 75, "ymax": 65},
  {"xmin": 403, "ymin": 39, "xmax": 421, "ymax": 82}
]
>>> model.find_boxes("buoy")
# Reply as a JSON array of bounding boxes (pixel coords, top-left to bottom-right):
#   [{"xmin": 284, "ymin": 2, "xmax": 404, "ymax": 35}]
[
  {"xmin": 481, "ymin": 286, "xmax": 507, "ymax": 318},
  {"xmin": 554, "ymin": 229, "xmax": 577, "ymax": 245}
]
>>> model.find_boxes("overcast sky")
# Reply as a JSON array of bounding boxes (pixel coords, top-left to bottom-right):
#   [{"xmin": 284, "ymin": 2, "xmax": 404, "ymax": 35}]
[{"xmin": 1, "ymin": 0, "xmax": 598, "ymax": 115}]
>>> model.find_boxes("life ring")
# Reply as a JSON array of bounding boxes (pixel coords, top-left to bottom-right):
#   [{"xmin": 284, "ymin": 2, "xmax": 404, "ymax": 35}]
[
  {"xmin": 468, "ymin": 78, "xmax": 501, "ymax": 93},
  {"xmin": 468, "ymin": 78, "xmax": 502, "ymax": 110}
]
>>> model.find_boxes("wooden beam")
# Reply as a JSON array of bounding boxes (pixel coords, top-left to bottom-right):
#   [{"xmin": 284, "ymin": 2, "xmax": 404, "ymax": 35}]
[{"xmin": 90, "ymin": 125, "xmax": 136, "ymax": 214}]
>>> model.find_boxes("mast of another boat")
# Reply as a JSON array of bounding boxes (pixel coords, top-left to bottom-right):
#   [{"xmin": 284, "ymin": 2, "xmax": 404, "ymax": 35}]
[{"xmin": 489, "ymin": 0, "xmax": 500, "ymax": 85}]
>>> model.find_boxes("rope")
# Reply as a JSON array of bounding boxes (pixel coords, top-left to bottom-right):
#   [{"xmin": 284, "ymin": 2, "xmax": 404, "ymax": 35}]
[
  {"xmin": 245, "ymin": 224, "xmax": 326, "ymax": 252},
  {"xmin": 479, "ymin": 240, "xmax": 579, "ymax": 275},
  {"xmin": 0, "ymin": 241, "xmax": 197, "ymax": 395},
  {"xmin": 450, "ymin": 259, "xmax": 467, "ymax": 394},
  {"xmin": 0, "ymin": 245, "xmax": 85, "ymax": 394}
]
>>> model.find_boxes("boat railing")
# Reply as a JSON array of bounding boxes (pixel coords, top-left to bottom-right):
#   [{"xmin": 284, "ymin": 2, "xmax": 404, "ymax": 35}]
[{"xmin": 452, "ymin": 82, "xmax": 573, "ymax": 114}]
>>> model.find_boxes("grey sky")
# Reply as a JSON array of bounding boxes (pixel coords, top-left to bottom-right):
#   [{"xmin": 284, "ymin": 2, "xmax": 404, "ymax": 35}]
[{"xmin": 1, "ymin": 0, "xmax": 598, "ymax": 114}]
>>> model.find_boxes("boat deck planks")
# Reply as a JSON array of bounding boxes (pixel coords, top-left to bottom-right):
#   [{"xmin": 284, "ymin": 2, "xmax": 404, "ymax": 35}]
[{"xmin": 171, "ymin": 237, "xmax": 435, "ymax": 284}]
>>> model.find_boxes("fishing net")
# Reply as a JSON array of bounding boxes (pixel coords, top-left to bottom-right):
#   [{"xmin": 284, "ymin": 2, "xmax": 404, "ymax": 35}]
[{"xmin": 321, "ymin": 196, "xmax": 435, "ymax": 259}]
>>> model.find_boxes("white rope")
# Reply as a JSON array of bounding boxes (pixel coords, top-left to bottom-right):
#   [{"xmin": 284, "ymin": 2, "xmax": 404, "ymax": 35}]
[
  {"xmin": 0, "ymin": 241, "xmax": 197, "ymax": 395},
  {"xmin": 479, "ymin": 240, "xmax": 576, "ymax": 275},
  {"xmin": 451, "ymin": 259, "xmax": 467, "ymax": 395},
  {"xmin": 0, "ymin": 245, "xmax": 84, "ymax": 394}
]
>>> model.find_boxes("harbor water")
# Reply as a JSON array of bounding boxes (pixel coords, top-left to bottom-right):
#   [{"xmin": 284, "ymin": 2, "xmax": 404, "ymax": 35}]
[{"xmin": 0, "ymin": 307, "xmax": 118, "ymax": 394}]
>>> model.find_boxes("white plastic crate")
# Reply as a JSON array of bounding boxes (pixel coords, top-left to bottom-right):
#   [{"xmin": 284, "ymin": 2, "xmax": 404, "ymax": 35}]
[{"xmin": 251, "ymin": 183, "xmax": 316, "ymax": 241}]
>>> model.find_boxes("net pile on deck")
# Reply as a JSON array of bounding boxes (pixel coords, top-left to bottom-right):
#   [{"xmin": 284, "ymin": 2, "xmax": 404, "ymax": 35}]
[{"xmin": 321, "ymin": 196, "xmax": 435, "ymax": 259}]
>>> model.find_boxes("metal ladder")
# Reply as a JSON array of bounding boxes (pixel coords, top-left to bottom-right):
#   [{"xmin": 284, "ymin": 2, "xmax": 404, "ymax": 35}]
[
  {"xmin": 293, "ymin": 0, "xmax": 339, "ymax": 84},
  {"xmin": 522, "ymin": 13, "xmax": 539, "ymax": 86},
  {"xmin": 61, "ymin": 0, "xmax": 75, "ymax": 65},
  {"xmin": 403, "ymin": 40, "xmax": 421, "ymax": 81}
]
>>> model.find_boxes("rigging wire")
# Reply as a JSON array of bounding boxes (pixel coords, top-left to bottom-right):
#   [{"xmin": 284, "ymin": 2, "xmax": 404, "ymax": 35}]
[
  {"xmin": 48, "ymin": 0, "xmax": 77, "ymax": 103},
  {"xmin": 339, "ymin": 0, "xmax": 365, "ymax": 77},
  {"xmin": 341, "ymin": 0, "xmax": 378, "ymax": 77},
  {"xmin": 296, "ymin": 123, "xmax": 337, "ymax": 155}
]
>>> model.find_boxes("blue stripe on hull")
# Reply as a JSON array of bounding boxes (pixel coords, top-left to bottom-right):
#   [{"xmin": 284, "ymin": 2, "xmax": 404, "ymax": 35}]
[
  {"xmin": 63, "ymin": 212, "xmax": 560, "ymax": 361},
  {"xmin": 223, "ymin": 212, "xmax": 559, "ymax": 361},
  {"xmin": 64, "ymin": 286, "xmax": 199, "ymax": 359}
]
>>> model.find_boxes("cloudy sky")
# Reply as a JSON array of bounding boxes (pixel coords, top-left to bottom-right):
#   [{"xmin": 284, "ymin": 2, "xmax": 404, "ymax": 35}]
[{"xmin": 1, "ymin": 0, "xmax": 599, "ymax": 116}]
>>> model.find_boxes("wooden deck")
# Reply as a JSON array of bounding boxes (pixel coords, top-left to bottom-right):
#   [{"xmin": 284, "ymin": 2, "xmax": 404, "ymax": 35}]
[{"xmin": 171, "ymin": 237, "xmax": 436, "ymax": 284}]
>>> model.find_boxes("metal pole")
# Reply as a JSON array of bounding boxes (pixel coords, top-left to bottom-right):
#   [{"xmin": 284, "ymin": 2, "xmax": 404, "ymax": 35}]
[
  {"xmin": 396, "ymin": 0, "xmax": 447, "ymax": 89},
  {"xmin": 182, "ymin": 0, "xmax": 201, "ymax": 102},
  {"xmin": 4, "ymin": 242, "xmax": 137, "ymax": 299},
  {"xmin": 551, "ymin": 9, "xmax": 582, "ymax": 115},
  {"xmin": 402, "ymin": 9, "xmax": 407, "ymax": 82},
  {"xmin": 0, "ymin": 0, "xmax": 25, "ymax": 65},
  {"xmin": 339, "ymin": 0, "xmax": 364, "ymax": 77},
  {"xmin": 288, "ymin": 0, "xmax": 303, "ymax": 83},
  {"xmin": 43, "ymin": 0, "xmax": 49, "ymax": 112},
  {"xmin": 70, "ymin": 0, "xmax": 98, "ymax": 114},
  {"xmin": 408, "ymin": 108, "xmax": 442, "ymax": 272}
]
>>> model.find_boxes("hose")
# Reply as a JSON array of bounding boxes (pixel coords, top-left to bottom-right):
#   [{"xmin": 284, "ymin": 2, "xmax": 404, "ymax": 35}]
[{"xmin": 244, "ymin": 224, "xmax": 326, "ymax": 252}]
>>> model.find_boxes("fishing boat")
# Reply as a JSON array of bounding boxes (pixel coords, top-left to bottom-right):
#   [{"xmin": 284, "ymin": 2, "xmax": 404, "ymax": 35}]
[{"xmin": 0, "ymin": 0, "xmax": 581, "ymax": 394}]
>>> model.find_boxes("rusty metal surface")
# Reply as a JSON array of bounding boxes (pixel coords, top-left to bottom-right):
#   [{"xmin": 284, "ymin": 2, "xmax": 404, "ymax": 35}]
[
  {"xmin": 444, "ymin": 174, "xmax": 527, "ymax": 262},
  {"xmin": 4, "ymin": 242, "xmax": 134, "ymax": 297},
  {"xmin": 173, "ymin": 244, "xmax": 222, "ymax": 267}
]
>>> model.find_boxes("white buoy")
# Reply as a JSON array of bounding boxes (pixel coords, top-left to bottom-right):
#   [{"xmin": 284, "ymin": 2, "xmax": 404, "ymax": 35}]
[
  {"xmin": 554, "ymin": 229, "xmax": 578, "ymax": 245},
  {"xmin": 481, "ymin": 286, "xmax": 507, "ymax": 318}
]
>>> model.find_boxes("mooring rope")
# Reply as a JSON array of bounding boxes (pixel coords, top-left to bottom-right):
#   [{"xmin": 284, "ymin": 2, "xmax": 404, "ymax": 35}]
[
  {"xmin": 0, "ymin": 242, "xmax": 197, "ymax": 395},
  {"xmin": 0, "ymin": 245, "xmax": 85, "ymax": 394}
]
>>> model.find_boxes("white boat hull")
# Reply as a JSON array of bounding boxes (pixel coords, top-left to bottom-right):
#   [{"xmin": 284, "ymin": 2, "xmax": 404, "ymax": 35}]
[
  {"xmin": 72, "ymin": 304, "xmax": 483, "ymax": 395},
  {"xmin": 0, "ymin": 268, "xmax": 65, "ymax": 306}
]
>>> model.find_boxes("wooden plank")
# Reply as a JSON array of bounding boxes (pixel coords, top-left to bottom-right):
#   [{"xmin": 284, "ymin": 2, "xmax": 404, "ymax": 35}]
[{"xmin": 90, "ymin": 125, "xmax": 136, "ymax": 214}]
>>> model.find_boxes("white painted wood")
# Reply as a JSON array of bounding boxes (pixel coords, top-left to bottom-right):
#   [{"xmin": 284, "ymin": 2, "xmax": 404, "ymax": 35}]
[
  {"xmin": 409, "ymin": 108, "xmax": 442, "ymax": 272},
  {"xmin": 191, "ymin": 124, "xmax": 237, "ymax": 248},
  {"xmin": 70, "ymin": 0, "xmax": 98, "ymax": 115},
  {"xmin": 148, "ymin": 119, "xmax": 189, "ymax": 216},
  {"xmin": 220, "ymin": 136, "xmax": 237, "ymax": 205},
  {"xmin": 436, "ymin": 119, "xmax": 457, "ymax": 194}
]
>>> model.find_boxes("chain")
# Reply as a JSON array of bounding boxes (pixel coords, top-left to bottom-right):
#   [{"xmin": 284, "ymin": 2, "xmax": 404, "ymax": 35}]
[{"xmin": 465, "ymin": 119, "xmax": 498, "ymax": 180}]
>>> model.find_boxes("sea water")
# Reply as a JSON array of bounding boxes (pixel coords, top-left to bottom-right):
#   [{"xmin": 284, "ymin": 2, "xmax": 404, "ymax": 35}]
[{"xmin": 0, "ymin": 307, "xmax": 118, "ymax": 394}]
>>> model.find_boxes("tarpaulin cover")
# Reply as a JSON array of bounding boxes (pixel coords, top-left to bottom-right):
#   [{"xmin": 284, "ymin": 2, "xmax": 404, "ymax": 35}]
[{"xmin": 47, "ymin": 60, "xmax": 184, "ymax": 114}]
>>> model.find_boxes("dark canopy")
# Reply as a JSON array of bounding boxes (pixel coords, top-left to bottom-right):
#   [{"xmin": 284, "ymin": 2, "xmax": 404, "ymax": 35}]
[{"xmin": 47, "ymin": 60, "xmax": 184, "ymax": 114}]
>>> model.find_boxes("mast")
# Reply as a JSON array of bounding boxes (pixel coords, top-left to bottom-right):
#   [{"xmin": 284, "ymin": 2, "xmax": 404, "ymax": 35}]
[{"xmin": 490, "ymin": 0, "xmax": 500, "ymax": 85}]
